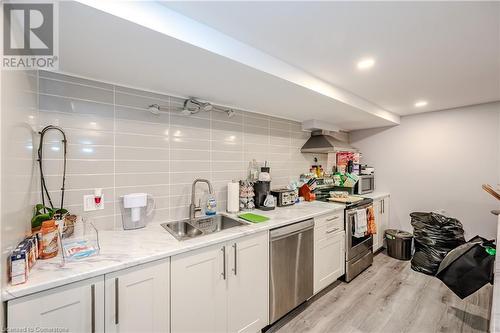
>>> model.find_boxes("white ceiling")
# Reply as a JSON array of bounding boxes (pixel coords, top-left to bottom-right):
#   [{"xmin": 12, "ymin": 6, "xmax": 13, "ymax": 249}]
[
  {"xmin": 59, "ymin": 2, "xmax": 397, "ymax": 130},
  {"xmin": 163, "ymin": 1, "xmax": 500, "ymax": 116}
]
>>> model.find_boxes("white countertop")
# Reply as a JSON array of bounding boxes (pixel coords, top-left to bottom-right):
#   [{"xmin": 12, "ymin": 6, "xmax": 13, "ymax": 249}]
[
  {"xmin": 3, "ymin": 200, "xmax": 344, "ymax": 301},
  {"xmin": 363, "ymin": 192, "xmax": 390, "ymax": 200}
]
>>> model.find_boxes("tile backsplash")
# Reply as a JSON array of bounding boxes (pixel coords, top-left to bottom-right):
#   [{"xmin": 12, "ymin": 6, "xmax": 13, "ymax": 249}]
[{"xmin": 35, "ymin": 71, "xmax": 317, "ymax": 230}]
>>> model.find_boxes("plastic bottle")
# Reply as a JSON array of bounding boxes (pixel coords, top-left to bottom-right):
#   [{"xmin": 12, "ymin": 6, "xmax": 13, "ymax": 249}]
[
  {"xmin": 204, "ymin": 194, "xmax": 217, "ymax": 216},
  {"xmin": 40, "ymin": 220, "xmax": 59, "ymax": 259}
]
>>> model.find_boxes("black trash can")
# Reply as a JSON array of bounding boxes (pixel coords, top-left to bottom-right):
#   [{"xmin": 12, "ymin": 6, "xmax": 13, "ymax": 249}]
[{"xmin": 385, "ymin": 229, "xmax": 413, "ymax": 260}]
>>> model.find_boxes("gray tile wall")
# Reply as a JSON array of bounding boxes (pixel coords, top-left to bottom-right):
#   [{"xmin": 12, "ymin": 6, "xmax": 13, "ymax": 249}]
[
  {"xmin": 36, "ymin": 71, "xmax": 317, "ymax": 230},
  {"xmin": 2, "ymin": 70, "xmax": 39, "ymax": 288}
]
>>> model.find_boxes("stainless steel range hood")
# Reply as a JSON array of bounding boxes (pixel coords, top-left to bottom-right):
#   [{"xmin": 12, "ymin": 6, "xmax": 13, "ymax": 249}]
[{"xmin": 301, "ymin": 130, "xmax": 357, "ymax": 153}]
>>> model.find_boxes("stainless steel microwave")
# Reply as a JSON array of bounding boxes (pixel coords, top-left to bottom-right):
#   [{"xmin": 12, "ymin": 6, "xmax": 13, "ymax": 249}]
[{"xmin": 355, "ymin": 175, "xmax": 375, "ymax": 194}]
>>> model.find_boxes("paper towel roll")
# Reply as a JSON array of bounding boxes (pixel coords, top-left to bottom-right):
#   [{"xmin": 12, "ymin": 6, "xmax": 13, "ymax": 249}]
[{"xmin": 227, "ymin": 181, "xmax": 240, "ymax": 213}]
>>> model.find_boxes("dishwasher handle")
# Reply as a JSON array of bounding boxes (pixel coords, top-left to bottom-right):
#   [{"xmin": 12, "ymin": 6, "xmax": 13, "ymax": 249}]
[{"xmin": 270, "ymin": 219, "xmax": 314, "ymax": 240}]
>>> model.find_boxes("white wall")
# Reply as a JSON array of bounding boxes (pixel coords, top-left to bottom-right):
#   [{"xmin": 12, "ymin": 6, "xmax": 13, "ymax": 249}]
[{"xmin": 350, "ymin": 102, "xmax": 500, "ymax": 239}]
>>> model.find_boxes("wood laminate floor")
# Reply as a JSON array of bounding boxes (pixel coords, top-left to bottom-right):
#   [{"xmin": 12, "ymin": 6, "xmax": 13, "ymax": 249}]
[{"xmin": 271, "ymin": 252, "xmax": 492, "ymax": 333}]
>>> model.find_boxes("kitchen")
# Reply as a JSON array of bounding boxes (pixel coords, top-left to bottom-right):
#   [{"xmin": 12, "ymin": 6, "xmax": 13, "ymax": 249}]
[{"xmin": 1, "ymin": 1, "xmax": 499, "ymax": 333}]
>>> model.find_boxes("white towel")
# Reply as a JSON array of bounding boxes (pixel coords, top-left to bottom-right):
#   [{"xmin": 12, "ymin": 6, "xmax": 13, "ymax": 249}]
[{"xmin": 354, "ymin": 208, "xmax": 367, "ymax": 238}]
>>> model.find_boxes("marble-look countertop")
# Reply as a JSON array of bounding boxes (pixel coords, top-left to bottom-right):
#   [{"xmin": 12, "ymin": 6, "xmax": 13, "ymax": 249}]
[
  {"xmin": 3, "ymin": 200, "xmax": 344, "ymax": 301},
  {"xmin": 362, "ymin": 192, "xmax": 390, "ymax": 200}
]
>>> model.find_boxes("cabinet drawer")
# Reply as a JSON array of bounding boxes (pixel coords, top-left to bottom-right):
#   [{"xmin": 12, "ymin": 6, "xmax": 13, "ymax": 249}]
[
  {"xmin": 314, "ymin": 212, "xmax": 344, "ymax": 238},
  {"xmin": 315, "ymin": 211, "xmax": 343, "ymax": 227},
  {"xmin": 315, "ymin": 223, "xmax": 344, "ymax": 240},
  {"xmin": 8, "ymin": 276, "xmax": 105, "ymax": 332}
]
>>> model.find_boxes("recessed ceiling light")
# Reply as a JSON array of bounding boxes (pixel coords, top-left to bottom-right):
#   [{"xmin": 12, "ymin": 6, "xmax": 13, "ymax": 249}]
[
  {"xmin": 414, "ymin": 100, "xmax": 428, "ymax": 107},
  {"xmin": 357, "ymin": 58, "xmax": 375, "ymax": 70}
]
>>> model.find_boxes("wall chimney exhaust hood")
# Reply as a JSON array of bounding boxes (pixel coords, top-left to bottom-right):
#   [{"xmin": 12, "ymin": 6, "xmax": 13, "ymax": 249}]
[{"xmin": 300, "ymin": 120, "xmax": 357, "ymax": 153}]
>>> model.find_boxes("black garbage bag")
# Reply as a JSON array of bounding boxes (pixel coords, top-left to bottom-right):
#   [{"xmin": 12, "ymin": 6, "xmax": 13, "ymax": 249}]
[
  {"xmin": 436, "ymin": 236, "xmax": 495, "ymax": 299},
  {"xmin": 410, "ymin": 212, "xmax": 466, "ymax": 275}
]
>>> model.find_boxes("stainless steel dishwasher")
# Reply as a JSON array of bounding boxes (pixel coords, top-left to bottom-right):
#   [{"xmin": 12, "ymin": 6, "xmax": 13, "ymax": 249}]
[{"xmin": 269, "ymin": 219, "xmax": 314, "ymax": 324}]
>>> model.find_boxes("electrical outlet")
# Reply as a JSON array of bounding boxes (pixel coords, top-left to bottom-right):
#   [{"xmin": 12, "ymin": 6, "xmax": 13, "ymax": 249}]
[{"xmin": 83, "ymin": 194, "xmax": 104, "ymax": 211}]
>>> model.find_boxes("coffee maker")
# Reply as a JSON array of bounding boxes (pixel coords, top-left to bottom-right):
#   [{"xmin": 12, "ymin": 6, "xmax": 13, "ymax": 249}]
[
  {"xmin": 253, "ymin": 165, "xmax": 274, "ymax": 210},
  {"xmin": 254, "ymin": 181, "xmax": 270, "ymax": 209}
]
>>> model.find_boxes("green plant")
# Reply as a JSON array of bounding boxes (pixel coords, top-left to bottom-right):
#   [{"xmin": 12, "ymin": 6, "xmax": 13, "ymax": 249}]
[{"xmin": 31, "ymin": 204, "xmax": 68, "ymax": 230}]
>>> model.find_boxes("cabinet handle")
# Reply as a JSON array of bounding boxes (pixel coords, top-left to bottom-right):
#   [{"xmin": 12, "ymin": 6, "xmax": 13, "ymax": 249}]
[
  {"xmin": 326, "ymin": 228, "xmax": 339, "ymax": 234},
  {"xmin": 380, "ymin": 201, "xmax": 383, "ymax": 214},
  {"xmin": 232, "ymin": 243, "xmax": 237, "ymax": 275},
  {"xmin": 115, "ymin": 278, "xmax": 119, "ymax": 325},
  {"xmin": 221, "ymin": 246, "xmax": 226, "ymax": 280},
  {"xmin": 91, "ymin": 284, "xmax": 95, "ymax": 333},
  {"xmin": 326, "ymin": 216, "xmax": 339, "ymax": 221},
  {"xmin": 382, "ymin": 199, "xmax": 385, "ymax": 214}
]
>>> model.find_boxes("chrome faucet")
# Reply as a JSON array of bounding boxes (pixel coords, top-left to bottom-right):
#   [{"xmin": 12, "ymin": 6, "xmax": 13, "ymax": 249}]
[{"xmin": 190, "ymin": 179, "xmax": 214, "ymax": 220}]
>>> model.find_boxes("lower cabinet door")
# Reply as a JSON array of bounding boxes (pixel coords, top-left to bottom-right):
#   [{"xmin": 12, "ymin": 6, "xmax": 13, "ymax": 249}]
[
  {"xmin": 314, "ymin": 231, "xmax": 345, "ymax": 294},
  {"xmin": 227, "ymin": 231, "xmax": 269, "ymax": 333},
  {"xmin": 8, "ymin": 276, "xmax": 104, "ymax": 332},
  {"xmin": 105, "ymin": 258, "xmax": 170, "ymax": 333},
  {"xmin": 171, "ymin": 242, "xmax": 227, "ymax": 333}
]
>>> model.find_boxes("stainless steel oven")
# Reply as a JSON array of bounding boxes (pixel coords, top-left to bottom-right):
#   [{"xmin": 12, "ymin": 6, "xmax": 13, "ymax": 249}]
[
  {"xmin": 345, "ymin": 200, "xmax": 374, "ymax": 282},
  {"xmin": 355, "ymin": 174, "xmax": 375, "ymax": 195}
]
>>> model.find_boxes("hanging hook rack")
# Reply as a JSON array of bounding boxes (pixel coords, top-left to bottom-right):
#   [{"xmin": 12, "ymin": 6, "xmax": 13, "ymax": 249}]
[{"xmin": 147, "ymin": 98, "xmax": 235, "ymax": 118}]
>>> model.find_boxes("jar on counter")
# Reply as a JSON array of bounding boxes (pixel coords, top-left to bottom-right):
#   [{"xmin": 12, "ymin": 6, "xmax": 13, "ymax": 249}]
[{"xmin": 40, "ymin": 220, "xmax": 59, "ymax": 259}]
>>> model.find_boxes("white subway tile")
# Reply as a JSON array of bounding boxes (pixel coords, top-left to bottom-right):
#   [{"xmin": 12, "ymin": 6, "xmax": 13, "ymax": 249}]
[
  {"xmin": 116, "ymin": 105, "xmax": 169, "ymax": 124},
  {"xmin": 115, "ymin": 91, "xmax": 168, "ymax": 109},
  {"xmin": 39, "ymin": 109, "xmax": 114, "ymax": 131},
  {"xmin": 115, "ymin": 173, "xmax": 169, "ymax": 187},
  {"xmin": 116, "ymin": 119, "xmax": 169, "ymax": 136},
  {"xmin": 40, "ymin": 71, "xmax": 114, "ymax": 90},
  {"xmin": 170, "ymin": 126, "xmax": 210, "ymax": 140},
  {"xmin": 171, "ymin": 160, "xmax": 210, "ymax": 173},
  {"xmin": 115, "ymin": 147, "xmax": 169, "ymax": 161},
  {"xmin": 170, "ymin": 149, "xmax": 209, "ymax": 161},
  {"xmin": 44, "ymin": 174, "xmax": 113, "ymax": 191},
  {"xmin": 115, "ymin": 160, "xmax": 169, "ymax": 174},
  {"xmin": 115, "ymin": 184, "xmax": 170, "ymax": 198},
  {"xmin": 34, "ymin": 72, "xmax": 310, "ymax": 230},
  {"xmin": 115, "ymin": 133, "xmax": 169, "ymax": 149},
  {"xmin": 40, "ymin": 78, "xmax": 113, "ymax": 104},
  {"xmin": 170, "ymin": 137, "xmax": 210, "ymax": 151}
]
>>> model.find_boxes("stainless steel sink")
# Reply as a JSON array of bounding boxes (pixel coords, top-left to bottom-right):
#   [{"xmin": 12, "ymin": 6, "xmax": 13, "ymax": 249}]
[
  {"xmin": 162, "ymin": 220, "xmax": 203, "ymax": 241},
  {"xmin": 161, "ymin": 214, "xmax": 248, "ymax": 241}
]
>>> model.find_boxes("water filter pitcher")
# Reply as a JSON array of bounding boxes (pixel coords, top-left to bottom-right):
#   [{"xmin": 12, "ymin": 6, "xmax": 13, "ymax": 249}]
[{"xmin": 120, "ymin": 193, "xmax": 155, "ymax": 230}]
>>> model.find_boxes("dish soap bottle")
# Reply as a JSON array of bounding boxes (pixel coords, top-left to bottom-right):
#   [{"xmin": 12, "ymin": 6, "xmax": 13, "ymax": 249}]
[{"xmin": 204, "ymin": 194, "xmax": 217, "ymax": 216}]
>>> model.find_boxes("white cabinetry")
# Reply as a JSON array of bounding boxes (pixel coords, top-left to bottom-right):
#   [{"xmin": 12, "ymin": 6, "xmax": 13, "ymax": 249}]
[
  {"xmin": 373, "ymin": 196, "xmax": 390, "ymax": 252},
  {"xmin": 171, "ymin": 241, "xmax": 227, "ymax": 333},
  {"xmin": 7, "ymin": 259, "xmax": 170, "ymax": 333},
  {"xmin": 313, "ymin": 211, "xmax": 345, "ymax": 294},
  {"xmin": 171, "ymin": 231, "xmax": 268, "ymax": 333},
  {"xmin": 8, "ymin": 276, "xmax": 105, "ymax": 332},
  {"xmin": 105, "ymin": 258, "xmax": 170, "ymax": 333},
  {"xmin": 227, "ymin": 233, "xmax": 269, "ymax": 333}
]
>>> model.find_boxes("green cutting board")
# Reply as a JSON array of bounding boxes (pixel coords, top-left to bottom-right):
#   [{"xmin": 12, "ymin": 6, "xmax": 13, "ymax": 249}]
[{"xmin": 238, "ymin": 213, "xmax": 269, "ymax": 223}]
